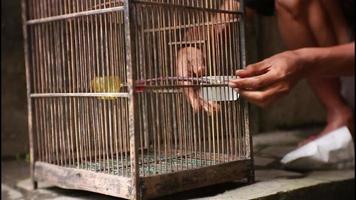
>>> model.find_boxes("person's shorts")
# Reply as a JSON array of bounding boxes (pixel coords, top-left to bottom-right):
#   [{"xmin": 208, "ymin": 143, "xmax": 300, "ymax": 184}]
[
  {"xmin": 340, "ymin": 0, "xmax": 354, "ymax": 36},
  {"xmin": 245, "ymin": 0, "xmax": 275, "ymax": 16}
]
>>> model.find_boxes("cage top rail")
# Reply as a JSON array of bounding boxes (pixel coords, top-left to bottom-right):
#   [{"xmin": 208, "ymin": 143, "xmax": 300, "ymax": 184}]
[
  {"xmin": 30, "ymin": 93, "xmax": 130, "ymax": 98},
  {"xmin": 25, "ymin": 0, "xmax": 243, "ymax": 25},
  {"xmin": 26, "ymin": 6, "xmax": 125, "ymax": 25},
  {"xmin": 133, "ymin": 1, "xmax": 243, "ymax": 15}
]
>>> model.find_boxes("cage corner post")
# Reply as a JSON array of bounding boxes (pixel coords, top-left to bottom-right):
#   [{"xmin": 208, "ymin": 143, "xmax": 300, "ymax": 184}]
[
  {"xmin": 21, "ymin": 0, "xmax": 38, "ymax": 190},
  {"xmin": 239, "ymin": 0, "xmax": 255, "ymax": 184},
  {"xmin": 124, "ymin": 0, "xmax": 140, "ymax": 199}
]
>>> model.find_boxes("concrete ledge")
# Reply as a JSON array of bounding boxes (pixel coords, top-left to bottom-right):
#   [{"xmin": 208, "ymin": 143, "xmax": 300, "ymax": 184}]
[
  {"xmin": 195, "ymin": 170, "xmax": 354, "ymax": 200},
  {"xmin": 262, "ymin": 179, "xmax": 354, "ymax": 200}
]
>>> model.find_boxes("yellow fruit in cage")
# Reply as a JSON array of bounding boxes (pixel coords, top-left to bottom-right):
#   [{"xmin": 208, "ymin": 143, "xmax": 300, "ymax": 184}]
[{"xmin": 91, "ymin": 76, "xmax": 122, "ymax": 100}]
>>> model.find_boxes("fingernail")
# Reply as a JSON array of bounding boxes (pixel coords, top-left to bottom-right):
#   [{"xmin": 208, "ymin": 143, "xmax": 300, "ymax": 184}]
[
  {"xmin": 230, "ymin": 79, "xmax": 240, "ymax": 84},
  {"xmin": 236, "ymin": 70, "xmax": 243, "ymax": 74}
]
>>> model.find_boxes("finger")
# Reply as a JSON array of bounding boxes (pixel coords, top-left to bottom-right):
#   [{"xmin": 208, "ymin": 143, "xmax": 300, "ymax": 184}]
[
  {"xmin": 190, "ymin": 49, "xmax": 205, "ymax": 76},
  {"xmin": 200, "ymin": 100, "xmax": 220, "ymax": 114},
  {"xmin": 176, "ymin": 57, "xmax": 188, "ymax": 77},
  {"xmin": 183, "ymin": 87, "xmax": 201, "ymax": 112},
  {"xmin": 239, "ymin": 83, "xmax": 286, "ymax": 107},
  {"xmin": 229, "ymin": 72, "xmax": 277, "ymax": 90},
  {"xmin": 176, "ymin": 48, "xmax": 192, "ymax": 76},
  {"xmin": 236, "ymin": 62, "xmax": 270, "ymax": 78},
  {"xmin": 239, "ymin": 90, "xmax": 276, "ymax": 107},
  {"xmin": 193, "ymin": 65, "xmax": 205, "ymax": 77}
]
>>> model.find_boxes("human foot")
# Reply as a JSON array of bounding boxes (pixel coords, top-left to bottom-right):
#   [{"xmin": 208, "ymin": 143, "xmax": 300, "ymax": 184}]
[{"xmin": 298, "ymin": 106, "xmax": 354, "ymax": 147}]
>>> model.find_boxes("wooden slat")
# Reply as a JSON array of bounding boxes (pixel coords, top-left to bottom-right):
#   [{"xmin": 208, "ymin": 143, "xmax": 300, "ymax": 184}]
[
  {"xmin": 141, "ymin": 160, "xmax": 252, "ymax": 199},
  {"xmin": 34, "ymin": 162, "xmax": 132, "ymax": 199},
  {"xmin": 30, "ymin": 93, "xmax": 130, "ymax": 98},
  {"xmin": 26, "ymin": 6, "xmax": 125, "ymax": 25}
]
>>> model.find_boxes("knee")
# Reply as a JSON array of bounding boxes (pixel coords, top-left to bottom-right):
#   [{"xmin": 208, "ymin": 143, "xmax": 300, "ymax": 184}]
[{"xmin": 275, "ymin": 0, "xmax": 309, "ymax": 19}]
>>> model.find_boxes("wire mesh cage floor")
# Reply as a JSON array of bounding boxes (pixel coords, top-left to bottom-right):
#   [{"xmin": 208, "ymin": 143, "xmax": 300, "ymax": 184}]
[
  {"xmin": 70, "ymin": 151, "xmax": 242, "ymax": 176},
  {"xmin": 22, "ymin": 0, "xmax": 254, "ymax": 199}
]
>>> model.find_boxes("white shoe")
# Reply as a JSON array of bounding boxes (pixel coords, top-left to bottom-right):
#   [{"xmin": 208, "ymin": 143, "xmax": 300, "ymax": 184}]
[{"xmin": 281, "ymin": 126, "xmax": 355, "ymax": 170}]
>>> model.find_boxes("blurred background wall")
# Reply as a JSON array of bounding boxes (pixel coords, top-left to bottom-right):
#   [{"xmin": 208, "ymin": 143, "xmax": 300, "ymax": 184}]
[
  {"xmin": 1, "ymin": 1, "xmax": 326, "ymax": 158},
  {"xmin": 1, "ymin": 0, "xmax": 29, "ymax": 157}
]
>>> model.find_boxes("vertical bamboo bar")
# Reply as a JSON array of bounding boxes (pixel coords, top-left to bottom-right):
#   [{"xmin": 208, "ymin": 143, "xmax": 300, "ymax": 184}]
[
  {"xmin": 21, "ymin": 0, "xmax": 37, "ymax": 189},
  {"xmin": 239, "ymin": 0, "xmax": 254, "ymax": 183},
  {"xmin": 124, "ymin": 0, "xmax": 139, "ymax": 199}
]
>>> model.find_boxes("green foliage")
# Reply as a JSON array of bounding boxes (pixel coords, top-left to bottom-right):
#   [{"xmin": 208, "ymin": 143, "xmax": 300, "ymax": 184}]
[
  {"xmin": 25, "ymin": 153, "xmax": 30, "ymax": 162},
  {"xmin": 15, "ymin": 153, "xmax": 21, "ymax": 161},
  {"xmin": 14, "ymin": 153, "xmax": 30, "ymax": 162}
]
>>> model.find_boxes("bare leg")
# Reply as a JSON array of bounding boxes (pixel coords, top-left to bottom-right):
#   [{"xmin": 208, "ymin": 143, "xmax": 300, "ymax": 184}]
[
  {"xmin": 306, "ymin": 0, "xmax": 354, "ymax": 138},
  {"xmin": 275, "ymin": 0, "xmax": 354, "ymax": 145},
  {"xmin": 319, "ymin": 0, "xmax": 351, "ymax": 44}
]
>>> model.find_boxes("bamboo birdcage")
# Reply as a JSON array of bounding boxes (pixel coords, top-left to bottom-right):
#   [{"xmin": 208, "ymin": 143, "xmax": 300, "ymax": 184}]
[{"xmin": 21, "ymin": 0, "xmax": 254, "ymax": 199}]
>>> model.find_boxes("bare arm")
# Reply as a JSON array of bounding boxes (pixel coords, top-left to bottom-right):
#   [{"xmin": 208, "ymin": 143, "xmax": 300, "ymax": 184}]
[
  {"xmin": 297, "ymin": 42, "xmax": 355, "ymax": 77},
  {"xmin": 183, "ymin": 0, "xmax": 239, "ymax": 41},
  {"xmin": 212, "ymin": 0, "xmax": 240, "ymax": 35},
  {"xmin": 229, "ymin": 42, "xmax": 355, "ymax": 107}
]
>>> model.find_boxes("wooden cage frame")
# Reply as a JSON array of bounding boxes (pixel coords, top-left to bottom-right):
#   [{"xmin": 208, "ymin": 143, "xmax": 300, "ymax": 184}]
[{"xmin": 21, "ymin": 0, "xmax": 254, "ymax": 199}]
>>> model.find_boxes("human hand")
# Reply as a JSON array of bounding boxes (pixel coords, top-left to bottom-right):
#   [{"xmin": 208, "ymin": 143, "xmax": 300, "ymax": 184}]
[
  {"xmin": 229, "ymin": 51, "xmax": 304, "ymax": 107},
  {"xmin": 176, "ymin": 47, "xmax": 220, "ymax": 114}
]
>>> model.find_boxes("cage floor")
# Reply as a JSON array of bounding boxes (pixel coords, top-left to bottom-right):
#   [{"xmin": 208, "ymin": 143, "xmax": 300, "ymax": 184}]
[{"xmin": 70, "ymin": 151, "xmax": 241, "ymax": 177}]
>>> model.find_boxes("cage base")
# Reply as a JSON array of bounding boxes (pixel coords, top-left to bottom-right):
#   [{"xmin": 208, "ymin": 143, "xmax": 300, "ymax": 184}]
[
  {"xmin": 141, "ymin": 159, "xmax": 253, "ymax": 199},
  {"xmin": 34, "ymin": 159, "xmax": 253, "ymax": 200},
  {"xmin": 34, "ymin": 162, "xmax": 132, "ymax": 199}
]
